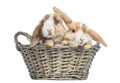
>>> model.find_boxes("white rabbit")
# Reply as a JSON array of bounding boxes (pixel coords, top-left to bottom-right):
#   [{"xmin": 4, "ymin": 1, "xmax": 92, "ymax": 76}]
[
  {"xmin": 53, "ymin": 7, "xmax": 107, "ymax": 48},
  {"xmin": 30, "ymin": 13, "xmax": 67, "ymax": 47}
]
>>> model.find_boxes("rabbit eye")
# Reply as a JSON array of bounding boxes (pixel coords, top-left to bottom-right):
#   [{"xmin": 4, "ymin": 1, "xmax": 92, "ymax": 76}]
[
  {"xmin": 72, "ymin": 29, "xmax": 75, "ymax": 33},
  {"xmin": 53, "ymin": 15, "xmax": 61, "ymax": 25},
  {"xmin": 55, "ymin": 20, "xmax": 60, "ymax": 25}
]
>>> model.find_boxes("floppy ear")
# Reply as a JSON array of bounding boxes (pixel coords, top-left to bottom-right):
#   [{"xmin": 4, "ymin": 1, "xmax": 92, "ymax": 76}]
[
  {"xmin": 88, "ymin": 29, "xmax": 107, "ymax": 47},
  {"xmin": 53, "ymin": 7, "xmax": 72, "ymax": 28},
  {"xmin": 30, "ymin": 21, "xmax": 43, "ymax": 47}
]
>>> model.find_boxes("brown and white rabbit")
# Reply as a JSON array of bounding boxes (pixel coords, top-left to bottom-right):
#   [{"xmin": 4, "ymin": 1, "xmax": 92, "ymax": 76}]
[
  {"xmin": 53, "ymin": 7, "xmax": 107, "ymax": 48},
  {"xmin": 30, "ymin": 13, "xmax": 67, "ymax": 47}
]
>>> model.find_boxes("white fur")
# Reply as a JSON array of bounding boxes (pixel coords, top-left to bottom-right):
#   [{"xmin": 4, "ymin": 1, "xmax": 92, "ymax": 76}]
[
  {"xmin": 75, "ymin": 23, "xmax": 92, "ymax": 46},
  {"xmin": 42, "ymin": 14, "xmax": 55, "ymax": 38}
]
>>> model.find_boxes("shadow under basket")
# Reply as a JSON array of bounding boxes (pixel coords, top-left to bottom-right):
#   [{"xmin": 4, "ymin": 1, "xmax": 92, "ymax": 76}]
[{"xmin": 14, "ymin": 31, "xmax": 100, "ymax": 80}]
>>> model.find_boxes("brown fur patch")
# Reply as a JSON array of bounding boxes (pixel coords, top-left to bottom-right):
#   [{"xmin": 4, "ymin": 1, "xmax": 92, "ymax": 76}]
[
  {"xmin": 30, "ymin": 20, "xmax": 44, "ymax": 47},
  {"xmin": 53, "ymin": 14, "xmax": 62, "ymax": 25},
  {"xmin": 70, "ymin": 22, "xmax": 80, "ymax": 31},
  {"xmin": 88, "ymin": 29, "xmax": 107, "ymax": 47},
  {"xmin": 53, "ymin": 14, "xmax": 58, "ymax": 35},
  {"xmin": 43, "ymin": 14, "xmax": 50, "ymax": 21},
  {"xmin": 53, "ymin": 14, "xmax": 67, "ymax": 36},
  {"xmin": 53, "ymin": 14, "xmax": 60, "ymax": 25},
  {"xmin": 82, "ymin": 24, "xmax": 87, "ymax": 33},
  {"xmin": 75, "ymin": 22, "xmax": 80, "ymax": 31},
  {"xmin": 62, "ymin": 14, "xmax": 72, "ymax": 25},
  {"xmin": 53, "ymin": 7, "xmax": 72, "ymax": 28}
]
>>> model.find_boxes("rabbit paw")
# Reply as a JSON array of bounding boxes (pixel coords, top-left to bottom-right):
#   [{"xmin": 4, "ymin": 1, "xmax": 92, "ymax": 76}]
[
  {"xmin": 44, "ymin": 40, "xmax": 54, "ymax": 47},
  {"xmin": 83, "ymin": 44, "xmax": 91, "ymax": 49},
  {"xmin": 70, "ymin": 43, "xmax": 78, "ymax": 48},
  {"xmin": 62, "ymin": 40, "xmax": 69, "ymax": 46}
]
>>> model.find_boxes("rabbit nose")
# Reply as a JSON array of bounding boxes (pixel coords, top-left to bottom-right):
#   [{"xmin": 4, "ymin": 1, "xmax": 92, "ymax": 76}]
[
  {"xmin": 47, "ymin": 29, "xmax": 53, "ymax": 35},
  {"xmin": 79, "ymin": 38, "xmax": 84, "ymax": 45},
  {"xmin": 80, "ymin": 38, "xmax": 84, "ymax": 41}
]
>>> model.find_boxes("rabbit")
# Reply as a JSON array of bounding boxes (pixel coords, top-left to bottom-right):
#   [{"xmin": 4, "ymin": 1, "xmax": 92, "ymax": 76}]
[
  {"xmin": 53, "ymin": 7, "xmax": 107, "ymax": 49},
  {"xmin": 30, "ymin": 13, "xmax": 67, "ymax": 47}
]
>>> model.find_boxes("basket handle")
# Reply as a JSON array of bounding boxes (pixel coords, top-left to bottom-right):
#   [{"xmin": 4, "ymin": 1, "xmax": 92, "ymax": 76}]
[{"xmin": 14, "ymin": 31, "xmax": 32, "ymax": 51}]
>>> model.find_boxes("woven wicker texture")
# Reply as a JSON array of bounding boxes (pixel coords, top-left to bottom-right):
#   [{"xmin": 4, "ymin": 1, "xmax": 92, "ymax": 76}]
[{"xmin": 14, "ymin": 31, "xmax": 100, "ymax": 80}]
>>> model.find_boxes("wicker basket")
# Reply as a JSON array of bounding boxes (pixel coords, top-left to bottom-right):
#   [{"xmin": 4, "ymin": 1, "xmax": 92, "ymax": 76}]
[{"xmin": 14, "ymin": 31, "xmax": 100, "ymax": 80}]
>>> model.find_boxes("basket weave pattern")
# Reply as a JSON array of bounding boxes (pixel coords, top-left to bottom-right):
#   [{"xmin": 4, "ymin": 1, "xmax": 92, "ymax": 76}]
[{"xmin": 14, "ymin": 31, "xmax": 100, "ymax": 80}]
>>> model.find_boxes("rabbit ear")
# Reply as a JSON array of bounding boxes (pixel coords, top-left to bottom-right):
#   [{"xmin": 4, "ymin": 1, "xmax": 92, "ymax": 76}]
[
  {"xmin": 30, "ymin": 21, "xmax": 43, "ymax": 47},
  {"xmin": 87, "ymin": 29, "xmax": 107, "ymax": 47},
  {"xmin": 53, "ymin": 7, "xmax": 72, "ymax": 28}
]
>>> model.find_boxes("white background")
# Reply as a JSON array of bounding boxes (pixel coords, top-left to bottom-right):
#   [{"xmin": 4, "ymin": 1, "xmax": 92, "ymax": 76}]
[{"xmin": 0, "ymin": 0, "xmax": 120, "ymax": 83}]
